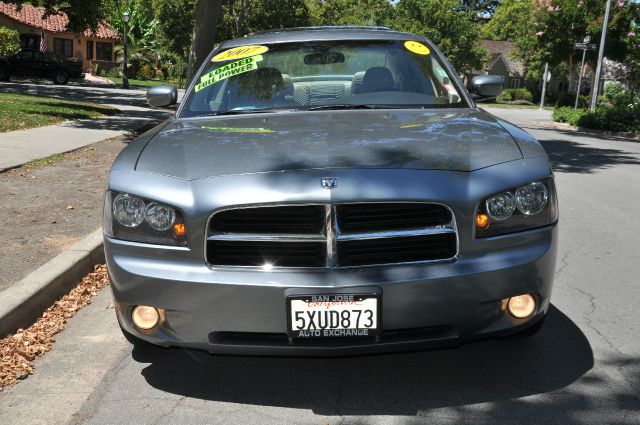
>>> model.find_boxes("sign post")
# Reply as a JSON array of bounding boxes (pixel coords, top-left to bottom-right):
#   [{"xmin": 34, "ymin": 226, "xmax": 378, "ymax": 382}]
[
  {"xmin": 574, "ymin": 37, "xmax": 595, "ymax": 110},
  {"xmin": 539, "ymin": 62, "xmax": 550, "ymax": 111}
]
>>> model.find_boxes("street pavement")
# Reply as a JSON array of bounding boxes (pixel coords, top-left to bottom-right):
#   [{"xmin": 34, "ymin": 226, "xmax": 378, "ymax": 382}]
[
  {"xmin": 1, "ymin": 107, "xmax": 639, "ymax": 424},
  {"xmin": 0, "ymin": 81, "xmax": 173, "ymax": 171}
]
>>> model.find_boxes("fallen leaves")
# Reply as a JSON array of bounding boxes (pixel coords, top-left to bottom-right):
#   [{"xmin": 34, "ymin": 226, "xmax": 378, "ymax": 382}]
[{"xmin": 0, "ymin": 264, "xmax": 109, "ymax": 391}]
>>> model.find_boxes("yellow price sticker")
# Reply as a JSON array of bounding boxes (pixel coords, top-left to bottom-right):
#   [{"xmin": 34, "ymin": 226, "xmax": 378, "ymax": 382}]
[
  {"xmin": 212, "ymin": 45, "xmax": 269, "ymax": 62},
  {"xmin": 404, "ymin": 40, "xmax": 430, "ymax": 56}
]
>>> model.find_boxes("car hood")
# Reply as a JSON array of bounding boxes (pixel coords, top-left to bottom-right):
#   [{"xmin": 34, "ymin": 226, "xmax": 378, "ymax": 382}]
[{"xmin": 135, "ymin": 109, "xmax": 522, "ymax": 180}]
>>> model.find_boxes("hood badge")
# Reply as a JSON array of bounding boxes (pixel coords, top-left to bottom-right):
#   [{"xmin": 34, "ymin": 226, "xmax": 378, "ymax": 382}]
[{"xmin": 321, "ymin": 177, "xmax": 338, "ymax": 189}]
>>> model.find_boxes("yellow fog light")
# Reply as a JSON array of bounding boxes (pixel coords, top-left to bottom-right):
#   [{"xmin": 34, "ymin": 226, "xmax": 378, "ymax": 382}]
[
  {"xmin": 131, "ymin": 305, "xmax": 160, "ymax": 330},
  {"xmin": 507, "ymin": 294, "xmax": 536, "ymax": 319}
]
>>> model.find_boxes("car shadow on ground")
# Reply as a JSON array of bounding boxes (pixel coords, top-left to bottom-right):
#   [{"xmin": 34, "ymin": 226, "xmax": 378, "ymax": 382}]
[
  {"xmin": 539, "ymin": 138, "xmax": 640, "ymax": 174},
  {"xmin": 129, "ymin": 305, "xmax": 610, "ymax": 419}
]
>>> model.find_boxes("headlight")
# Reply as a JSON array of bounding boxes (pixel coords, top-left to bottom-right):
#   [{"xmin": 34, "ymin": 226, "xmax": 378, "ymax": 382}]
[
  {"xmin": 485, "ymin": 191, "xmax": 515, "ymax": 221},
  {"xmin": 515, "ymin": 182, "xmax": 548, "ymax": 216},
  {"xmin": 104, "ymin": 192, "xmax": 186, "ymax": 246},
  {"xmin": 113, "ymin": 194, "xmax": 145, "ymax": 227},
  {"xmin": 145, "ymin": 203, "xmax": 176, "ymax": 231},
  {"xmin": 476, "ymin": 178, "xmax": 557, "ymax": 238}
]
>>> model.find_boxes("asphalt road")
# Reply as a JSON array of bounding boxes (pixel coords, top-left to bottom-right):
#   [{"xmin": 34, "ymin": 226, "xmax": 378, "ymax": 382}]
[{"xmin": 1, "ymin": 107, "xmax": 639, "ymax": 425}]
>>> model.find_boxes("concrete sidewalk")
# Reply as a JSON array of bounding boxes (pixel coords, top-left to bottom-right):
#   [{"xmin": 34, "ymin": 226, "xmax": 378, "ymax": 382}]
[{"xmin": 0, "ymin": 82, "xmax": 175, "ymax": 171}]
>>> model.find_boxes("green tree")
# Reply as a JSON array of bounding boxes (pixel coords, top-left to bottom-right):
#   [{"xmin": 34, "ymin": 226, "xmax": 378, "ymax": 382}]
[
  {"xmin": 307, "ymin": 0, "xmax": 395, "ymax": 26},
  {"xmin": 481, "ymin": 0, "xmax": 534, "ymax": 42},
  {"xmin": 153, "ymin": 0, "xmax": 196, "ymax": 60},
  {"xmin": 0, "ymin": 27, "xmax": 20, "ymax": 56},
  {"xmin": 394, "ymin": 0, "xmax": 488, "ymax": 75},
  {"xmin": 218, "ymin": 0, "xmax": 311, "ymax": 40},
  {"xmin": 458, "ymin": 0, "xmax": 500, "ymax": 22},
  {"xmin": 525, "ymin": 0, "xmax": 638, "ymax": 81}
]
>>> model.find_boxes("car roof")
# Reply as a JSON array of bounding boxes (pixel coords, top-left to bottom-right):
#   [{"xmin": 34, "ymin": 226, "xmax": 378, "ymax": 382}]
[{"xmin": 220, "ymin": 26, "xmax": 426, "ymax": 49}]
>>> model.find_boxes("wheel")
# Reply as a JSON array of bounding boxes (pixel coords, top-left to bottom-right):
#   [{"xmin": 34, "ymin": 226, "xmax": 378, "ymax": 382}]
[
  {"xmin": 53, "ymin": 71, "xmax": 68, "ymax": 85},
  {"xmin": 517, "ymin": 316, "xmax": 546, "ymax": 337},
  {"xmin": 0, "ymin": 67, "xmax": 9, "ymax": 82}
]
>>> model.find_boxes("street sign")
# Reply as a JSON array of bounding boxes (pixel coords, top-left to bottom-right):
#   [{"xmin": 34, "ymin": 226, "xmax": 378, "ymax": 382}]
[{"xmin": 574, "ymin": 42, "xmax": 597, "ymax": 50}]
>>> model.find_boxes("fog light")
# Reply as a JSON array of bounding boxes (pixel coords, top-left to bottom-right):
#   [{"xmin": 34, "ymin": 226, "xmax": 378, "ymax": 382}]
[
  {"xmin": 131, "ymin": 305, "xmax": 159, "ymax": 330},
  {"xmin": 507, "ymin": 294, "xmax": 536, "ymax": 318}
]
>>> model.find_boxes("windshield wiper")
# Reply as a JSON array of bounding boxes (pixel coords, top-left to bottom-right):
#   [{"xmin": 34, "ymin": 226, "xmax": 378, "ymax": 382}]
[{"xmin": 307, "ymin": 104, "xmax": 377, "ymax": 111}]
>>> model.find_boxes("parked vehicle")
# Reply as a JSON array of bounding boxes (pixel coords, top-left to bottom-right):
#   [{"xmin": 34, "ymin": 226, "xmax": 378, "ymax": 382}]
[
  {"xmin": 104, "ymin": 26, "xmax": 558, "ymax": 356},
  {"xmin": 0, "ymin": 48, "xmax": 84, "ymax": 85}
]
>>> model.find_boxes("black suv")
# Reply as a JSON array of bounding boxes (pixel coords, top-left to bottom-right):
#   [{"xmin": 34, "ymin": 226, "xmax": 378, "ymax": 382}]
[{"xmin": 0, "ymin": 48, "xmax": 84, "ymax": 85}]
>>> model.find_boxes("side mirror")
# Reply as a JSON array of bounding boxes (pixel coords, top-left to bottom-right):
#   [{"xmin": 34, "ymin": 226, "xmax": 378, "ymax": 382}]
[
  {"xmin": 146, "ymin": 85, "xmax": 178, "ymax": 107},
  {"xmin": 469, "ymin": 75, "xmax": 504, "ymax": 98}
]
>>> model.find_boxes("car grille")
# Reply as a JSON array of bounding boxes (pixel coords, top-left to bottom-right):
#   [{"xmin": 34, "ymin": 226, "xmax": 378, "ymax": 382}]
[{"xmin": 206, "ymin": 203, "xmax": 457, "ymax": 268}]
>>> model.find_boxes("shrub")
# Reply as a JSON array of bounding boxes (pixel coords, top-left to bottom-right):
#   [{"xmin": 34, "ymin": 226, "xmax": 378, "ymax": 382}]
[
  {"xmin": 578, "ymin": 105, "xmax": 640, "ymax": 133},
  {"xmin": 555, "ymin": 93, "xmax": 589, "ymax": 108},
  {"xmin": 497, "ymin": 88, "xmax": 533, "ymax": 103},
  {"xmin": 136, "ymin": 63, "xmax": 156, "ymax": 80},
  {"xmin": 0, "ymin": 26, "xmax": 20, "ymax": 56},
  {"xmin": 552, "ymin": 107, "xmax": 588, "ymax": 126}
]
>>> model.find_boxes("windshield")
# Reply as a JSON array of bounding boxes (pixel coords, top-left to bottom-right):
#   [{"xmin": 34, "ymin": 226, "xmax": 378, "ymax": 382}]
[{"xmin": 182, "ymin": 39, "xmax": 466, "ymax": 118}]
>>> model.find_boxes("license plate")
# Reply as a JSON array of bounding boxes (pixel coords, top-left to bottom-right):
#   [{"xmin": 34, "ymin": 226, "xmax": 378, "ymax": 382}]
[{"xmin": 287, "ymin": 294, "xmax": 380, "ymax": 338}]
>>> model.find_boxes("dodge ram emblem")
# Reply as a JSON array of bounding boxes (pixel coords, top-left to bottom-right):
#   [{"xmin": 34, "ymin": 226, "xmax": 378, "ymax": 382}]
[{"xmin": 321, "ymin": 177, "xmax": 338, "ymax": 189}]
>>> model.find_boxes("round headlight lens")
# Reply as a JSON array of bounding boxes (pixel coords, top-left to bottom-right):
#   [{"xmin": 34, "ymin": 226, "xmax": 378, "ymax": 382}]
[
  {"xmin": 113, "ymin": 194, "xmax": 145, "ymax": 227},
  {"xmin": 515, "ymin": 182, "xmax": 548, "ymax": 216},
  {"xmin": 485, "ymin": 191, "xmax": 515, "ymax": 221},
  {"xmin": 145, "ymin": 203, "xmax": 176, "ymax": 231}
]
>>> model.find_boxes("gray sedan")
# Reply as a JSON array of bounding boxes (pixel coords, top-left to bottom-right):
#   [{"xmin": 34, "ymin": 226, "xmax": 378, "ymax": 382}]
[{"xmin": 104, "ymin": 26, "xmax": 558, "ymax": 356}]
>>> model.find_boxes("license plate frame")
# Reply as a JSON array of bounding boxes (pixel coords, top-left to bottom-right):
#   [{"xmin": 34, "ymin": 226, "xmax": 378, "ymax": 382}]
[{"xmin": 286, "ymin": 293, "xmax": 382, "ymax": 338}]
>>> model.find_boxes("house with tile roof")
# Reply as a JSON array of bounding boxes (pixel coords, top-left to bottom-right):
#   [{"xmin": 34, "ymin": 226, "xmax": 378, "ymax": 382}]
[
  {"xmin": 0, "ymin": 1, "xmax": 120, "ymax": 73},
  {"xmin": 477, "ymin": 40, "xmax": 527, "ymax": 90}
]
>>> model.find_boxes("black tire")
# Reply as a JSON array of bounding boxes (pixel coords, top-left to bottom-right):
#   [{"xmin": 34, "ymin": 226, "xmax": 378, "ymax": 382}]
[
  {"xmin": 53, "ymin": 71, "xmax": 68, "ymax": 85},
  {"xmin": 0, "ymin": 67, "xmax": 9, "ymax": 82},
  {"xmin": 517, "ymin": 316, "xmax": 546, "ymax": 337}
]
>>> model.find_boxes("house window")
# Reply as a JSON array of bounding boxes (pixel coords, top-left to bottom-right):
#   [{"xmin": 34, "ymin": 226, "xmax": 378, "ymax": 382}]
[
  {"xmin": 87, "ymin": 41, "xmax": 94, "ymax": 60},
  {"xmin": 20, "ymin": 34, "xmax": 41, "ymax": 50},
  {"xmin": 510, "ymin": 78, "xmax": 521, "ymax": 89},
  {"xmin": 96, "ymin": 42, "xmax": 113, "ymax": 61},
  {"xmin": 54, "ymin": 38, "xmax": 73, "ymax": 58}
]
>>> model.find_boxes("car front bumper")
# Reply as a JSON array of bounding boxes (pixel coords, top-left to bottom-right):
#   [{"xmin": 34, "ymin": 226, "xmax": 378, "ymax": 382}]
[{"xmin": 106, "ymin": 223, "xmax": 557, "ymax": 356}]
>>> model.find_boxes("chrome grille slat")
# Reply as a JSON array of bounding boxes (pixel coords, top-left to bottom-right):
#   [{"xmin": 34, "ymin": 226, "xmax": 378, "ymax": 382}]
[{"xmin": 206, "ymin": 203, "xmax": 458, "ymax": 268}]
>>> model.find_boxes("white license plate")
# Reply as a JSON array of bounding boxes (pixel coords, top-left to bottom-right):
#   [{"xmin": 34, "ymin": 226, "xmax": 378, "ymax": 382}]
[{"xmin": 287, "ymin": 294, "xmax": 380, "ymax": 338}]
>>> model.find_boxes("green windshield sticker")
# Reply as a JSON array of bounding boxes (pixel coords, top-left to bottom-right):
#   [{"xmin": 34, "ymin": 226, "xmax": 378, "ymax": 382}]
[
  {"xmin": 195, "ymin": 55, "xmax": 264, "ymax": 92},
  {"xmin": 201, "ymin": 125, "xmax": 274, "ymax": 133},
  {"xmin": 437, "ymin": 69, "xmax": 447, "ymax": 77}
]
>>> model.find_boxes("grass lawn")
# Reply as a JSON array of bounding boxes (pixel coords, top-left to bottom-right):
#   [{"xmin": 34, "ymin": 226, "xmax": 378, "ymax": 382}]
[
  {"xmin": 104, "ymin": 76, "xmax": 169, "ymax": 89},
  {"xmin": 0, "ymin": 92, "xmax": 119, "ymax": 133},
  {"xmin": 478, "ymin": 102, "xmax": 555, "ymax": 111}
]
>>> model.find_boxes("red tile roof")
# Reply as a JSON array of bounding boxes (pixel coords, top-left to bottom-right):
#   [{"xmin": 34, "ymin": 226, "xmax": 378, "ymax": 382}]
[{"xmin": 0, "ymin": 2, "xmax": 120, "ymax": 40}]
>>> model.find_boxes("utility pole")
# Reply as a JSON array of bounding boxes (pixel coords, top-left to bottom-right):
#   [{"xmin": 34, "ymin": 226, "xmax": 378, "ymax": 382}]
[
  {"xmin": 590, "ymin": 0, "xmax": 612, "ymax": 111},
  {"xmin": 539, "ymin": 62, "xmax": 549, "ymax": 111}
]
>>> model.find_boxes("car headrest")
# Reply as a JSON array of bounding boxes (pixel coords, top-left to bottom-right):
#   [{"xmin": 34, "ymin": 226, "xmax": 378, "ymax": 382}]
[
  {"xmin": 229, "ymin": 67, "xmax": 288, "ymax": 101},
  {"xmin": 360, "ymin": 67, "xmax": 395, "ymax": 94}
]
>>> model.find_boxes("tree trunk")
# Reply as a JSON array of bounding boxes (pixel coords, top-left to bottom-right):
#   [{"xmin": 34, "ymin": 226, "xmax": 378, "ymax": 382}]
[{"xmin": 186, "ymin": 0, "xmax": 223, "ymax": 83}]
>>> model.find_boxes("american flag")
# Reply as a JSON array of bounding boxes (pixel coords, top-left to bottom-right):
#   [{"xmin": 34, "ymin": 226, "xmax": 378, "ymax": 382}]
[{"xmin": 39, "ymin": 29, "xmax": 46, "ymax": 53}]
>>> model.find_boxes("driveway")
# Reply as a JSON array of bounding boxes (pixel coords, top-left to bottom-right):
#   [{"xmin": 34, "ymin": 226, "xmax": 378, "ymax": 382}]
[{"xmin": 1, "ymin": 108, "xmax": 639, "ymax": 424}]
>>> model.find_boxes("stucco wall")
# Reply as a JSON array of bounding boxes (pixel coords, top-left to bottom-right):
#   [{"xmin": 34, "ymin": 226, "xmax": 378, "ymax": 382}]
[{"xmin": 0, "ymin": 16, "xmax": 115, "ymax": 72}]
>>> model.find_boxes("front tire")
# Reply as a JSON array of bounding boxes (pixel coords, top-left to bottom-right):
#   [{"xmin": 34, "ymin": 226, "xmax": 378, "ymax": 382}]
[{"xmin": 53, "ymin": 71, "xmax": 68, "ymax": 85}]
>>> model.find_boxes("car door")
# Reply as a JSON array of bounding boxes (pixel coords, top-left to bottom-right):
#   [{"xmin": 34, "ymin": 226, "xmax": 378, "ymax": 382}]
[{"xmin": 10, "ymin": 50, "xmax": 32, "ymax": 76}]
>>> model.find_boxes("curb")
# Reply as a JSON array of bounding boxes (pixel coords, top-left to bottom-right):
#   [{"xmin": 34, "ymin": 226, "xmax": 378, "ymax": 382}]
[
  {"xmin": 541, "ymin": 121, "xmax": 640, "ymax": 141},
  {"xmin": 0, "ymin": 228, "xmax": 104, "ymax": 338}
]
